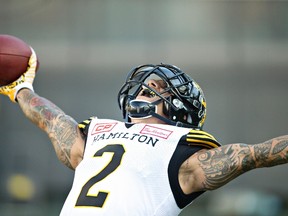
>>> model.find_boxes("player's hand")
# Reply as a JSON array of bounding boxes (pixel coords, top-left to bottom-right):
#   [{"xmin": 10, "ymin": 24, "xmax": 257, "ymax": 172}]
[{"xmin": 0, "ymin": 47, "xmax": 37, "ymax": 102}]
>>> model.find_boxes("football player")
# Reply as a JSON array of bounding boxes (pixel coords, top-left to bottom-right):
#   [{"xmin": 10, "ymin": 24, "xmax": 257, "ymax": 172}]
[{"xmin": 0, "ymin": 48, "xmax": 287, "ymax": 216}]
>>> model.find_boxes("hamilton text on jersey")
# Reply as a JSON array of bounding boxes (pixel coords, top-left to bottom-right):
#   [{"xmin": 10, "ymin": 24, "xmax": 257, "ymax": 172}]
[{"xmin": 92, "ymin": 132, "xmax": 160, "ymax": 147}]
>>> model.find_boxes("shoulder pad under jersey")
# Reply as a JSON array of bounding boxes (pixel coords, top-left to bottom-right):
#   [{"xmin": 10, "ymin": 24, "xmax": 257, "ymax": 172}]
[
  {"xmin": 185, "ymin": 129, "xmax": 221, "ymax": 149},
  {"xmin": 78, "ymin": 117, "xmax": 95, "ymax": 136}
]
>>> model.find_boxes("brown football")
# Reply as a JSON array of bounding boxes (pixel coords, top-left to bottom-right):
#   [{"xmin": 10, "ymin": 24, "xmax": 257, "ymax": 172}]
[{"xmin": 0, "ymin": 35, "xmax": 38, "ymax": 86}]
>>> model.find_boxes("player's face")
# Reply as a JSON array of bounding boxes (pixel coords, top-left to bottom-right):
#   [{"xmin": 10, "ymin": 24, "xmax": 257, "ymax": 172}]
[
  {"xmin": 131, "ymin": 79, "xmax": 169, "ymax": 124},
  {"xmin": 136, "ymin": 79, "xmax": 168, "ymax": 101}
]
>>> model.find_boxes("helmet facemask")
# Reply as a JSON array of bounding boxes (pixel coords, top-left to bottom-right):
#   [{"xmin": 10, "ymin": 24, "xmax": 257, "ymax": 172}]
[{"xmin": 118, "ymin": 64, "xmax": 206, "ymax": 129}]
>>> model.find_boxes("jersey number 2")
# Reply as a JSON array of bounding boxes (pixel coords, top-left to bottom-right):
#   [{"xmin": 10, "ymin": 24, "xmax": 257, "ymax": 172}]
[{"xmin": 75, "ymin": 144, "xmax": 125, "ymax": 208}]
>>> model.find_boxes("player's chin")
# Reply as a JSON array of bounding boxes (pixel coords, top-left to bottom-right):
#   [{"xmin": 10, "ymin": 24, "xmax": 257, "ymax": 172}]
[
  {"xmin": 136, "ymin": 95, "xmax": 160, "ymax": 103},
  {"xmin": 130, "ymin": 116, "xmax": 166, "ymax": 125}
]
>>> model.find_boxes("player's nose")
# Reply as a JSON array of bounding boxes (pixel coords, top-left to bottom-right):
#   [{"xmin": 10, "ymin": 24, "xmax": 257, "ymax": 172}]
[{"xmin": 147, "ymin": 79, "xmax": 159, "ymax": 90}]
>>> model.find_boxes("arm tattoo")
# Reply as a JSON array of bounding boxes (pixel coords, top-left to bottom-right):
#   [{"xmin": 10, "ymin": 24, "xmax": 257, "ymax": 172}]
[
  {"xmin": 257, "ymin": 138, "xmax": 288, "ymax": 167},
  {"xmin": 49, "ymin": 115, "xmax": 78, "ymax": 169},
  {"xmin": 197, "ymin": 144, "xmax": 252, "ymax": 190},
  {"xmin": 197, "ymin": 137, "xmax": 288, "ymax": 190},
  {"xmin": 17, "ymin": 90, "xmax": 80, "ymax": 169}
]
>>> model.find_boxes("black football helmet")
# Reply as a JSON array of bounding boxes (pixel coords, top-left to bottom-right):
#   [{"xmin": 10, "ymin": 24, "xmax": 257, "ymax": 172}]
[{"xmin": 117, "ymin": 63, "xmax": 207, "ymax": 129}]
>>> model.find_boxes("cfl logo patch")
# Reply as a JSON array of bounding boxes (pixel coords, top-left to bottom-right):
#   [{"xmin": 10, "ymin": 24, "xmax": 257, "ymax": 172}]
[{"xmin": 91, "ymin": 122, "xmax": 117, "ymax": 135}]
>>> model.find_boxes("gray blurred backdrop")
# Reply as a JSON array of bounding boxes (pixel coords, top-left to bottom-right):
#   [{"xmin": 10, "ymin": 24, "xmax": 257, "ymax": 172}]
[{"xmin": 1, "ymin": 0, "xmax": 288, "ymax": 216}]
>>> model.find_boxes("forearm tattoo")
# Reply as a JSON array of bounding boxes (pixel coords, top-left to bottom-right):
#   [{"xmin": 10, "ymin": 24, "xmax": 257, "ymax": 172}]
[
  {"xmin": 17, "ymin": 90, "xmax": 79, "ymax": 169},
  {"xmin": 197, "ymin": 137, "xmax": 288, "ymax": 190}
]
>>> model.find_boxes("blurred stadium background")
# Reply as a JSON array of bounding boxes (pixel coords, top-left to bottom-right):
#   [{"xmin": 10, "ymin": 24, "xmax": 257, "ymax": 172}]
[{"xmin": 1, "ymin": 0, "xmax": 288, "ymax": 215}]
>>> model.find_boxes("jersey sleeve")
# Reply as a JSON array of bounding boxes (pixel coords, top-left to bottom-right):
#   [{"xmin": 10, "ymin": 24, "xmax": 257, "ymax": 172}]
[
  {"xmin": 185, "ymin": 129, "xmax": 221, "ymax": 148},
  {"xmin": 169, "ymin": 129, "xmax": 221, "ymax": 208},
  {"xmin": 78, "ymin": 117, "xmax": 95, "ymax": 136}
]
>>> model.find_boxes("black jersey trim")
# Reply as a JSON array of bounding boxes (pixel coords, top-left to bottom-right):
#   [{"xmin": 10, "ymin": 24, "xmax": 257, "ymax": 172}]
[
  {"xmin": 168, "ymin": 130, "xmax": 221, "ymax": 209},
  {"xmin": 168, "ymin": 145, "xmax": 205, "ymax": 209},
  {"xmin": 78, "ymin": 117, "xmax": 94, "ymax": 136},
  {"xmin": 78, "ymin": 117, "xmax": 95, "ymax": 151}
]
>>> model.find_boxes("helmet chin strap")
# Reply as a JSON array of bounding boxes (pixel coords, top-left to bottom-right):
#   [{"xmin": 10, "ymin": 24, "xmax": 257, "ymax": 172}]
[{"xmin": 127, "ymin": 99, "xmax": 193, "ymax": 128}]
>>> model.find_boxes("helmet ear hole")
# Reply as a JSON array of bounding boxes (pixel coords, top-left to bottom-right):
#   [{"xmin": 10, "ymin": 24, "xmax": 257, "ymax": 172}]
[{"xmin": 163, "ymin": 96, "xmax": 186, "ymax": 123}]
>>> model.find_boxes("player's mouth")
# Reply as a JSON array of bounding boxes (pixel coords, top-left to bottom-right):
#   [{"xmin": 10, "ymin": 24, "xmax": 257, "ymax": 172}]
[{"xmin": 140, "ymin": 88, "xmax": 156, "ymax": 98}]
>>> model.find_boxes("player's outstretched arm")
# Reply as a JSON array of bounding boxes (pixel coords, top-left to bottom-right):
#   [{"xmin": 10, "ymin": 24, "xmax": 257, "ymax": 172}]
[
  {"xmin": 17, "ymin": 89, "xmax": 85, "ymax": 169},
  {"xmin": 182, "ymin": 136, "xmax": 288, "ymax": 194},
  {"xmin": 0, "ymin": 47, "xmax": 84, "ymax": 169}
]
